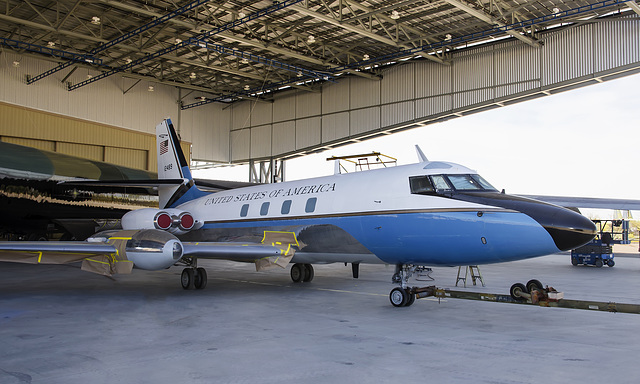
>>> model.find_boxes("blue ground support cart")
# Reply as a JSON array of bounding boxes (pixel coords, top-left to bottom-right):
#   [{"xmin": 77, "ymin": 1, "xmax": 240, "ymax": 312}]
[{"xmin": 571, "ymin": 220, "xmax": 630, "ymax": 267}]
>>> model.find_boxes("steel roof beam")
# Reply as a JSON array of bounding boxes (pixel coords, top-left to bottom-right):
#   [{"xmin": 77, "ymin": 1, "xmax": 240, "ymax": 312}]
[
  {"xmin": 192, "ymin": 40, "xmax": 332, "ymax": 80},
  {"xmin": 330, "ymin": 0, "xmax": 448, "ymax": 63},
  {"xmin": 442, "ymin": 0, "xmax": 540, "ymax": 47},
  {"xmin": 96, "ymin": 0, "xmax": 380, "ymax": 80},
  {"xmin": 290, "ymin": 4, "xmax": 445, "ymax": 65},
  {"xmin": 628, "ymin": 1, "xmax": 640, "ymax": 16},
  {"xmin": 2, "ymin": 12, "xmax": 275, "ymax": 84},
  {"xmin": 0, "ymin": 36, "xmax": 101, "ymax": 64},
  {"xmin": 67, "ymin": 0, "xmax": 304, "ymax": 91},
  {"xmin": 26, "ymin": 0, "xmax": 212, "ymax": 85},
  {"xmin": 0, "ymin": 12, "xmax": 276, "ymax": 86}
]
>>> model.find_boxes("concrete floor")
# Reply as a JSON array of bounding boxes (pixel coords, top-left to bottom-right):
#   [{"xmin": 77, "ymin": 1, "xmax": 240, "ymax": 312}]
[{"xmin": 1, "ymin": 248, "xmax": 639, "ymax": 384}]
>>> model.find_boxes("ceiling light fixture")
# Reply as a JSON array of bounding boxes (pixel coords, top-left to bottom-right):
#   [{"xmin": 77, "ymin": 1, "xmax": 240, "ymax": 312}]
[
  {"xmin": 87, "ymin": 74, "xmax": 93, "ymax": 79},
  {"xmin": 244, "ymin": 85, "xmax": 250, "ymax": 91},
  {"xmin": 12, "ymin": 61, "xmax": 19, "ymax": 68},
  {"xmin": 175, "ymin": 38, "xmax": 182, "ymax": 44},
  {"xmin": 307, "ymin": 35, "xmax": 315, "ymax": 44},
  {"xmin": 553, "ymin": 7, "xmax": 560, "ymax": 14},
  {"xmin": 241, "ymin": 58, "xmax": 249, "ymax": 64},
  {"xmin": 91, "ymin": 16, "xmax": 101, "ymax": 25},
  {"xmin": 363, "ymin": 54, "xmax": 369, "ymax": 61},
  {"xmin": 148, "ymin": 85, "xmax": 154, "ymax": 92},
  {"xmin": 189, "ymin": 72, "xmax": 197, "ymax": 79},
  {"xmin": 238, "ymin": 11, "xmax": 246, "ymax": 18},
  {"xmin": 47, "ymin": 41, "xmax": 55, "ymax": 48},
  {"xmin": 297, "ymin": 71, "xmax": 303, "ymax": 77},
  {"xmin": 445, "ymin": 34, "xmax": 452, "ymax": 41},
  {"xmin": 124, "ymin": 58, "xmax": 132, "ymax": 64},
  {"xmin": 391, "ymin": 10, "xmax": 400, "ymax": 20}
]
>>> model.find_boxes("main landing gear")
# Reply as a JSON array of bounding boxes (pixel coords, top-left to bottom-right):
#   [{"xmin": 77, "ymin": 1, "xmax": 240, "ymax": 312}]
[
  {"xmin": 290, "ymin": 263, "xmax": 314, "ymax": 283},
  {"xmin": 179, "ymin": 256, "xmax": 208, "ymax": 290}
]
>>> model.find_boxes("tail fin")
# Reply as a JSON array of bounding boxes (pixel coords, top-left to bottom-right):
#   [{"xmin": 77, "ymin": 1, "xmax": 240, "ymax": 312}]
[{"xmin": 156, "ymin": 119, "xmax": 206, "ymax": 208}]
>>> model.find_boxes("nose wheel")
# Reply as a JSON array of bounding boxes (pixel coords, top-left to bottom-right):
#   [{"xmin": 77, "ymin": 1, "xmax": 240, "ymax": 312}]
[
  {"xmin": 390, "ymin": 287, "xmax": 415, "ymax": 307},
  {"xmin": 389, "ymin": 264, "xmax": 418, "ymax": 307}
]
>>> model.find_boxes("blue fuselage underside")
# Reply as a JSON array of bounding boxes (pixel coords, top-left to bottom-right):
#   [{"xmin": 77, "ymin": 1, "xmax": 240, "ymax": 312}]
[{"xmin": 200, "ymin": 210, "xmax": 559, "ymax": 266}]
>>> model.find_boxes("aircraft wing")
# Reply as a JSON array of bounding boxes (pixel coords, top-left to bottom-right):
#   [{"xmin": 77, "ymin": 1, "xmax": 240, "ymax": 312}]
[
  {"xmin": 183, "ymin": 231, "xmax": 301, "ymax": 270},
  {"xmin": 0, "ymin": 230, "xmax": 301, "ymax": 275},
  {"xmin": 519, "ymin": 195, "xmax": 640, "ymax": 210},
  {"xmin": 0, "ymin": 241, "xmax": 128, "ymax": 276}
]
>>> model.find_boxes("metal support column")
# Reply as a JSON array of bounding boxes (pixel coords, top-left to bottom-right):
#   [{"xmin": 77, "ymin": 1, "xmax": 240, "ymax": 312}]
[{"xmin": 249, "ymin": 159, "xmax": 285, "ymax": 183}]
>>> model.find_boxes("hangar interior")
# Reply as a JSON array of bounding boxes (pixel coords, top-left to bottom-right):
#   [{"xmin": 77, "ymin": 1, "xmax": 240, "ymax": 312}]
[{"xmin": 1, "ymin": 0, "xmax": 639, "ymax": 178}]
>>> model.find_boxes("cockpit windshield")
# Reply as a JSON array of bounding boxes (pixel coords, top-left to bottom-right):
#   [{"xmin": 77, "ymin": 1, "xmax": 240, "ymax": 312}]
[
  {"xmin": 471, "ymin": 175, "xmax": 496, "ymax": 190},
  {"xmin": 409, "ymin": 174, "xmax": 497, "ymax": 195},
  {"xmin": 447, "ymin": 175, "xmax": 482, "ymax": 190}
]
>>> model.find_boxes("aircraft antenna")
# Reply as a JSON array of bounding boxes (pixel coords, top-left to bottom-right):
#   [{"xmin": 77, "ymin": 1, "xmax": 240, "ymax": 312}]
[{"xmin": 415, "ymin": 145, "xmax": 428, "ymax": 162}]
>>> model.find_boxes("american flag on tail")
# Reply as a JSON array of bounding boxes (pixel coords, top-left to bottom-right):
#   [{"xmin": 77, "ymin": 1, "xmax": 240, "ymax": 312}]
[{"xmin": 159, "ymin": 140, "xmax": 169, "ymax": 155}]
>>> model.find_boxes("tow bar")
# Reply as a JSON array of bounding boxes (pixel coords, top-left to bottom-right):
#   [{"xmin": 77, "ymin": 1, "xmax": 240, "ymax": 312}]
[{"xmin": 410, "ymin": 280, "xmax": 640, "ymax": 314}]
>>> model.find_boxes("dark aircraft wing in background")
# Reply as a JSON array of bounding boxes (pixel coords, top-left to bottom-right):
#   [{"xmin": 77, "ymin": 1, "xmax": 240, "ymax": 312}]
[
  {"xmin": 519, "ymin": 195, "xmax": 640, "ymax": 211},
  {"xmin": 0, "ymin": 141, "xmax": 257, "ymax": 240}
]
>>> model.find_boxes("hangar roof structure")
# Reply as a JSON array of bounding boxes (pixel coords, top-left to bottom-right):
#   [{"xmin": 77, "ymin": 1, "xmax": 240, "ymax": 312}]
[{"xmin": 1, "ymin": 0, "xmax": 637, "ymax": 108}]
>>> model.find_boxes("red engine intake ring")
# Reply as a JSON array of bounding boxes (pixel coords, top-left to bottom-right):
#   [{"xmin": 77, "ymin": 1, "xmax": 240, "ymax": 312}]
[
  {"xmin": 154, "ymin": 212, "xmax": 172, "ymax": 230},
  {"xmin": 179, "ymin": 213, "xmax": 195, "ymax": 231}
]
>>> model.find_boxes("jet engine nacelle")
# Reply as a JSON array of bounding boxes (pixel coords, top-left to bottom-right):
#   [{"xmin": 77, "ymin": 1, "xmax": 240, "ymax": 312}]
[
  {"xmin": 88, "ymin": 229, "xmax": 184, "ymax": 271},
  {"xmin": 121, "ymin": 208, "xmax": 201, "ymax": 235}
]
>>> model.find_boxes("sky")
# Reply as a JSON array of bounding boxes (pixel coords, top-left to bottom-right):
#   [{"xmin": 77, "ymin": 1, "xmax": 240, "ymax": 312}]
[{"xmin": 194, "ymin": 73, "xmax": 640, "ymax": 216}]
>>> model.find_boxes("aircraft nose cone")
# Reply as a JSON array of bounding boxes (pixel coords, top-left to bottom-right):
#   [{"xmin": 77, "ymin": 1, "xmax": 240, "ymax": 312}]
[
  {"xmin": 539, "ymin": 207, "xmax": 597, "ymax": 251},
  {"xmin": 452, "ymin": 192, "xmax": 597, "ymax": 251}
]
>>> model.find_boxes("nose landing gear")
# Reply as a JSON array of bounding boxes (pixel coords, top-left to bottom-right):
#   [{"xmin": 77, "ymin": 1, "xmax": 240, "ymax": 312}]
[{"xmin": 389, "ymin": 264, "xmax": 422, "ymax": 307}]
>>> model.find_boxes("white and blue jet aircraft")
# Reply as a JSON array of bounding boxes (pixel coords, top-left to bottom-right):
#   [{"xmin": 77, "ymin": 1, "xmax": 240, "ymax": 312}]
[{"xmin": 0, "ymin": 119, "xmax": 597, "ymax": 306}]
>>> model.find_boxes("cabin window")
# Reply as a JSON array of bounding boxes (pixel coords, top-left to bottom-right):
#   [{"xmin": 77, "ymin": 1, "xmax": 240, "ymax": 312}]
[
  {"xmin": 281, "ymin": 200, "xmax": 292, "ymax": 214},
  {"xmin": 240, "ymin": 204, "xmax": 249, "ymax": 217},
  {"xmin": 260, "ymin": 202, "xmax": 270, "ymax": 216},
  {"xmin": 305, "ymin": 197, "xmax": 317, "ymax": 213},
  {"xmin": 409, "ymin": 176, "xmax": 434, "ymax": 195}
]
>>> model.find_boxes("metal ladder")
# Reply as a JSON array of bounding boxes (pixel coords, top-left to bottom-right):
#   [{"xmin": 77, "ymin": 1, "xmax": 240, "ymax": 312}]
[{"xmin": 455, "ymin": 265, "xmax": 485, "ymax": 287}]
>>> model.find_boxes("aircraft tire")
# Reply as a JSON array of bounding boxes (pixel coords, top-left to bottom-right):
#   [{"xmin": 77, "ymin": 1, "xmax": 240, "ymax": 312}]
[
  {"xmin": 194, "ymin": 267, "xmax": 207, "ymax": 289},
  {"xmin": 303, "ymin": 264, "xmax": 314, "ymax": 282},
  {"xmin": 181, "ymin": 268, "xmax": 195, "ymax": 290},
  {"xmin": 595, "ymin": 259, "xmax": 603, "ymax": 268},
  {"xmin": 290, "ymin": 263, "xmax": 305, "ymax": 283},
  {"xmin": 404, "ymin": 289, "xmax": 415, "ymax": 307},
  {"xmin": 390, "ymin": 287, "xmax": 408, "ymax": 307}
]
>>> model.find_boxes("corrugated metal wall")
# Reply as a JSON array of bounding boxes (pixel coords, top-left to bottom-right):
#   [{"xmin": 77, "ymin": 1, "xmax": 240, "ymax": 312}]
[
  {"xmin": 228, "ymin": 16, "xmax": 640, "ymax": 162},
  {"xmin": 0, "ymin": 51, "xmax": 230, "ymax": 167},
  {"xmin": 182, "ymin": 101, "xmax": 230, "ymax": 163},
  {"xmin": 0, "ymin": 100, "xmax": 193, "ymax": 171}
]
